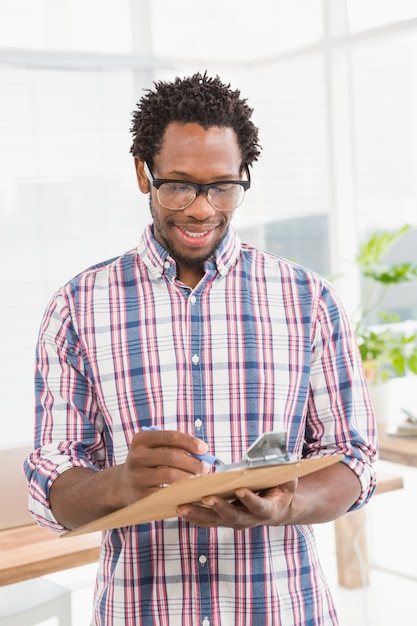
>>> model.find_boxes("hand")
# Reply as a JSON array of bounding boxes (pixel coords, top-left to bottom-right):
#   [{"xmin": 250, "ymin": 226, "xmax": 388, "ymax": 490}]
[
  {"xmin": 177, "ymin": 480, "xmax": 298, "ymax": 530},
  {"xmin": 116, "ymin": 429, "xmax": 211, "ymax": 506}
]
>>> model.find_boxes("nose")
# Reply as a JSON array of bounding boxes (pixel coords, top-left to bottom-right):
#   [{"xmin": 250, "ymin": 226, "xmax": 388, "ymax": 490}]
[{"xmin": 183, "ymin": 191, "xmax": 216, "ymax": 219}]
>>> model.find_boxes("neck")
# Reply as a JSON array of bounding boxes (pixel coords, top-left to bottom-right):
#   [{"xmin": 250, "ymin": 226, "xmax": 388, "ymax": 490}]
[{"xmin": 176, "ymin": 264, "xmax": 204, "ymax": 289}]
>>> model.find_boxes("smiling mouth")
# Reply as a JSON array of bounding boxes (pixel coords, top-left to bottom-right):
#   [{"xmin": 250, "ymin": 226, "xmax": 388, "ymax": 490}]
[
  {"xmin": 183, "ymin": 230, "xmax": 209, "ymax": 238},
  {"xmin": 175, "ymin": 225, "xmax": 218, "ymax": 247},
  {"xmin": 176, "ymin": 224, "xmax": 217, "ymax": 236}
]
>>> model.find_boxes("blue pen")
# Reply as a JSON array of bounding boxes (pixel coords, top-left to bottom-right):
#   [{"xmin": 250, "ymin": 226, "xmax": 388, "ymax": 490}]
[{"xmin": 142, "ymin": 425, "xmax": 224, "ymax": 468}]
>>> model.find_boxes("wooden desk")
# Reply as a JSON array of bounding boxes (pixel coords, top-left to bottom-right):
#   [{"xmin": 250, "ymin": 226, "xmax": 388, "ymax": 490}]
[
  {"xmin": 0, "ymin": 524, "xmax": 101, "ymax": 586},
  {"xmin": 0, "ymin": 444, "xmax": 407, "ymax": 591},
  {"xmin": 378, "ymin": 423, "xmax": 417, "ymax": 467}
]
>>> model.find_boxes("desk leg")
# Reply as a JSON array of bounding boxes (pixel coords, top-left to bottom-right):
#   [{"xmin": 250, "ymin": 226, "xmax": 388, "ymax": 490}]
[{"xmin": 334, "ymin": 508, "xmax": 369, "ymax": 588}]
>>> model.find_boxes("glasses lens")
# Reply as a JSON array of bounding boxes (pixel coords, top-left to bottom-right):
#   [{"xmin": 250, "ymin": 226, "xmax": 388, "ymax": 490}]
[
  {"xmin": 157, "ymin": 182, "xmax": 196, "ymax": 210},
  {"xmin": 208, "ymin": 184, "xmax": 245, "ymax": 211},
  {"xmin": 156, "ymin": 181, "xmax": 247, "ymax": 211}
]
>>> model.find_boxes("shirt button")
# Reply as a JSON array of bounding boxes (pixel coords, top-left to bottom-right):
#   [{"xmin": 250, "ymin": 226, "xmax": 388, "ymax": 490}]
[
  {"xmin": 202, "ymin": 619, "xmax": 210, "ymax": 626},
  {"xmin": 195, "ymin": 418, "xmax": 203, "ymax": 429},
  {"xmin": 190, "ymin": 295, "xmax": 197, "ymax": 304},
  {"xmin": 199, "ymin": 554, "xmax": 207, "ymax": 565},
  {"xmin": 164, "ymin": 261, "xmax": 170, "ymax": 269},
  {"xmin": 192, "ymin": 354, "xmax": 200, "ymax": 365}
]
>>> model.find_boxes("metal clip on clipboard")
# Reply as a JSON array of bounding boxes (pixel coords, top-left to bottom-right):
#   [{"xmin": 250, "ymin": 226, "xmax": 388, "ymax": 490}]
[{"xmin": 216, "ymin": 432, "xmax": 297, "ymax": 472}]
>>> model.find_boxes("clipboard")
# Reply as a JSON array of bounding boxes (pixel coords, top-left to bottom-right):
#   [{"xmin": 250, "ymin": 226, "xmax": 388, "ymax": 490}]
[{"xmin": 64, "ymin": 454, "xmax": 342, "ymax": 537}]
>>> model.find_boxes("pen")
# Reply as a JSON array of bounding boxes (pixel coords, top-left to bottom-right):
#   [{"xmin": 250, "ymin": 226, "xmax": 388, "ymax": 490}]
[{"xmin": 141, "ymin": 425, "xmax": 225, "ymax": 468}]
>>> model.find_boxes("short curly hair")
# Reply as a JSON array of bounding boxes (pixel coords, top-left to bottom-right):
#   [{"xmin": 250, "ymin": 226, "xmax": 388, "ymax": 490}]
[{"xmin": 129, "ymin": 71, "xmax": 261, "ymax": 169}]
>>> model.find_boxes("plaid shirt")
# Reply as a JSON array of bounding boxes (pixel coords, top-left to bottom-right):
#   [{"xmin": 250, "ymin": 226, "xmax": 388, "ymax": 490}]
[{"xmin": 25, "ymin": 225, "xmax": 377, "ymax": 626}]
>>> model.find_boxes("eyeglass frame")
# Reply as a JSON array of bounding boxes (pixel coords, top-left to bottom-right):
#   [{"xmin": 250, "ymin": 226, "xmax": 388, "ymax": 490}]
[{"xmin": 143, "ymin": 161, "xmax": 251, "ymax": 211}]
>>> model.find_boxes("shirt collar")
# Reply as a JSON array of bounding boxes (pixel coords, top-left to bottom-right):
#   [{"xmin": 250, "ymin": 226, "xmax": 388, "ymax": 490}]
[{"xmin": 137, "ymin": 223, "xmax": 241, "ymax": 280}]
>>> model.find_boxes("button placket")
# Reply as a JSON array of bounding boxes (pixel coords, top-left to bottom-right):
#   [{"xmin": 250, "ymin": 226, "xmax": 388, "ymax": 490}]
[{"xmin": 188, "ymin": 290, "xmax": 212, "ymax": 623}]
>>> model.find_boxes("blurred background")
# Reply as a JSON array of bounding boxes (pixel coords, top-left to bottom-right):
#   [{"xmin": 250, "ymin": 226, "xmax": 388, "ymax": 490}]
[
  {"xmin": 1, "ymin": 0, "xmax": 417, "ymax": 444},
  {"xmin": 1, "ymin": 2, "xmax": 417, "ymax": 625}
]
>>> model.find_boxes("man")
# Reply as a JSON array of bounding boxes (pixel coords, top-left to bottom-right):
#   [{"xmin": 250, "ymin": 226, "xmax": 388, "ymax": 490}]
[{"xmin": 25, "ymin": 72, "xmax": 377, "ymax": 626}]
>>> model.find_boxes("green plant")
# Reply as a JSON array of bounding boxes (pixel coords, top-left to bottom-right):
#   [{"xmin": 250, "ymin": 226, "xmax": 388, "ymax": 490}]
[
  {"xmin": 355, "ymin": 225, "xmax": 417, "ymax": 383},
  {"xmin": 358, "ymin": 324, "xmax": 417, "ymax": 382}
]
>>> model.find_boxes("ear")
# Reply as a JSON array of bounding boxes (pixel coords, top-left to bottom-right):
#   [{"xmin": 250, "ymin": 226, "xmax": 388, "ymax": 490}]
[{"xmin": 134, "ymin": 158, "xmax": 150, "ymax": 194}]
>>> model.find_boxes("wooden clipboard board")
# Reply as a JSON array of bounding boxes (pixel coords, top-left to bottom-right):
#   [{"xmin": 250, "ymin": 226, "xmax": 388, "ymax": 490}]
[{"xmin": 64, "ymin": 454, "xmax": 342, "ymax": 537}]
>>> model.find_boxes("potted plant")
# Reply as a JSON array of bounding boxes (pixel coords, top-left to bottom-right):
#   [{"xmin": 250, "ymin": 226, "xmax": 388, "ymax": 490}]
[
  {"xmin": 354, "ymin": 225, "xmax": 417, "ymax": 423},
  {"xmin": 358, "ymin": 321, "xmax": 417, "ymax": 383}
]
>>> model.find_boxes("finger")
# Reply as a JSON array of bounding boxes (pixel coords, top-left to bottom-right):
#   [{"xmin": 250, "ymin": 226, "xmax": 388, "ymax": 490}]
[
  {"xmin": 202, "ymin": 490, "xmax": 287, "ymax": 529},
  {"xmin": 128, "ymin": 446, "xmax": 211, "ymax": 479},
  {"xmin": 145, "ymin": 466, "xmax": 208, "ymax": 488},
  {"xmin": 177, "ymin": 503, "xmax": 220, "ymax": 528},
  {"xmin": 134, "ymin": 429, "xmax": 209, "ymax": 457},
  {"xmin": 203, "ymin": 490, "xmax": 261, "ymax": 513},
  {"xmin": 200, "ymin": 496, "xmax": 256, "ymax": 529},
  {"xmin": 233, "ymin": 489, "xmax": 272, "ymax": 517}
]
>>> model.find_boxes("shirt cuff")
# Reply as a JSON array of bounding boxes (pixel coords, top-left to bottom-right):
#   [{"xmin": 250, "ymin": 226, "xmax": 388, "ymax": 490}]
[
  {"xmin": 341, "ymin": 455, "xmax": 377, "ymax": 512},
  {"xmin": 25, "ymin": 444, "xmax": 100, "ymax": 533}
]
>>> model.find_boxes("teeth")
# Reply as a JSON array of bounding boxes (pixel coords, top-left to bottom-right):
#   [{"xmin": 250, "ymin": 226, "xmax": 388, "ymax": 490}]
[{"xmin": 184, "ymin": 230, "xmax": 207, "ymax": 238}]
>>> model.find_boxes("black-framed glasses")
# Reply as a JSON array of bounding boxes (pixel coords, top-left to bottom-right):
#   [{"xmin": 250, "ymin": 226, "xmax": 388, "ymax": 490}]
[{"xmin": 144, "ymin": 161, "xmax": 251, "ymax": 212}]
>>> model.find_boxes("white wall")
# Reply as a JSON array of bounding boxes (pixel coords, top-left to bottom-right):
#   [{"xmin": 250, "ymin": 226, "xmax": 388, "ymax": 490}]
[{"xmin": 1, "ymin": 0, "xmax": 417, "ymax": 446}]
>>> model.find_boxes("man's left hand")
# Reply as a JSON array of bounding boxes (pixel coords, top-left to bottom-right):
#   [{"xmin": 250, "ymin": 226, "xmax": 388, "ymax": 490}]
[{"xmin": 177, "ymin": 480, "xmax": 297, "ymax": 529}]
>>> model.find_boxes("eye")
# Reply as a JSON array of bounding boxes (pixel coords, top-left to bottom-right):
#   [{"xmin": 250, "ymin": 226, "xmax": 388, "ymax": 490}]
[
  {"xmin": 164, "ymin": 182, "xmax": 194, "ymax": 194},
  {"xmin": 211, "ymin": 184, "xmax": 238, "ymax": 196}
]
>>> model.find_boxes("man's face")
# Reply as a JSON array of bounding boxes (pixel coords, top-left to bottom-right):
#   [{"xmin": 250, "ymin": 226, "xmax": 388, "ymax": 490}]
[{"xmin": 135, "ymin": 122, "xmax": 244, "ymax": 286}]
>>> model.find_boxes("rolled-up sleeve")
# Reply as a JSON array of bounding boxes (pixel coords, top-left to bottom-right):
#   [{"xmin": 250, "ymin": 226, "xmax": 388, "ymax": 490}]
[
  {"xmin": 24, "ymin": 290, "xmax": 103, "ymax": 532},
  {"xmin": 305, "ymin": 281, "xmax": 378, "ymax": 512}
]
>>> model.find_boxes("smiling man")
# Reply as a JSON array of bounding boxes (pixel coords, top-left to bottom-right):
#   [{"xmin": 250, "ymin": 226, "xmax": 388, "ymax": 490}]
[
  {"xmin": 136, "ymin": 123, "xmax": 245, "ymax": 287},
  {"xmin": 24, "ymin": 72, "xmax": 377, "ymax": 626}
]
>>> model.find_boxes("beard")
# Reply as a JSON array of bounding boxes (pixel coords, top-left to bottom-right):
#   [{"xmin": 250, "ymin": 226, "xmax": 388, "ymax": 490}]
[{"xmin": 149, "ymin": 197, "xmax": 227, "ymax": 268}]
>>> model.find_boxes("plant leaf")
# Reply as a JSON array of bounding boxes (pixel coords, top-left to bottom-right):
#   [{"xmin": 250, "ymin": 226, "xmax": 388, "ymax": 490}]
[
  {"xmin": 356, "ymin": 224, "xmax": 411, "ymax": 268},
  {"xmin": 363, "ymin": 262, "xmax": 417, "ymax": 284}
]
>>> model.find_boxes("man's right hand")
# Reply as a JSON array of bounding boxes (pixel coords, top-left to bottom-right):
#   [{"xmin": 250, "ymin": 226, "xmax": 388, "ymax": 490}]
[
  {"xmin": 49, "ymin": 429, "xmax": 211, "ymax": 530},
  {"xmin": 117, "ymin": 429, "xmax": 211, "ymax": 505}
]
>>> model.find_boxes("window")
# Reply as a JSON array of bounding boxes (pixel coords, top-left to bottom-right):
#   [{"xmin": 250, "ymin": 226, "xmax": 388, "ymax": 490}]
[
  {"xmin": 150, "ymin": 0, "xmax": 322, "ymax": 61},
  {"xmin": 347, "ymin": 0, "xmax": 417, "ymax": 32},
  {"xmin": 0, "ymin": 0, "xmax": 133, "ymax": 53},
  {"xmin": 1, "ymin": 0, "xmax": 417, "ymax": 444}
]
